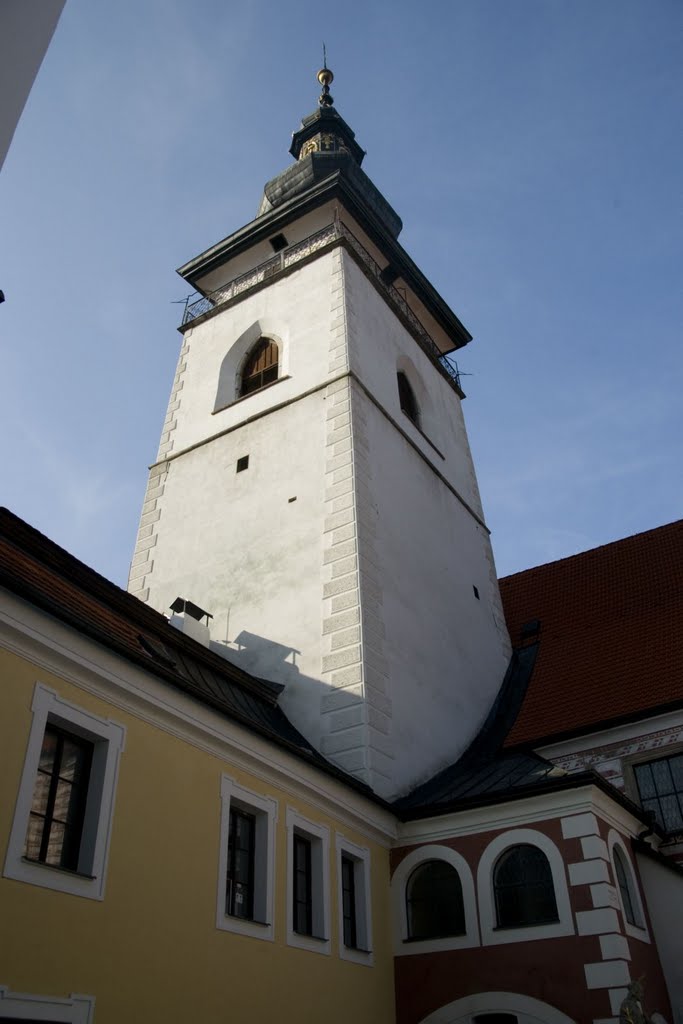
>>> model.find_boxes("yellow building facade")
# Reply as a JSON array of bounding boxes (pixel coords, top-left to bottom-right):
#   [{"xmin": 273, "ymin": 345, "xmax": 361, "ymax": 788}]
[{"xmin": 0, "ymin": 525, "xmax": 396, "ymax": 1024}]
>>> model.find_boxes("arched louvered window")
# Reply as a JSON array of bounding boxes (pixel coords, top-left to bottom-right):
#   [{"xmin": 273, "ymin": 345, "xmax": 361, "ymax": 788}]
[
  {"xmin": 493, "ymin": 844, "xmax": 559, "ymax": 929},
  {"xmin": 406, "ymin": 859, "xmax": 466, "ymax": 939},
  {"xmin": 613, "ymin": 847, "xmax": 641, "ymax": 927},
  {"xmin": 240, "ymin": 337, "xmax": 279, "ymax": 397},
  {"xmin": 397, "ymin": 371, "xmax": 420, "ymax": 427}
]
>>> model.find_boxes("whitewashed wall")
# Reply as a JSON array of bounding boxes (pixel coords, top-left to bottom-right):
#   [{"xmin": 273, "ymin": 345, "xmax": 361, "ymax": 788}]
[
  {"xmin": 131, "ymin": 218, "xmax": 511, "ymax": 796},
  {"xmin": 636, "ymin": 851, "xmax": 683, "ymax": 1023}
]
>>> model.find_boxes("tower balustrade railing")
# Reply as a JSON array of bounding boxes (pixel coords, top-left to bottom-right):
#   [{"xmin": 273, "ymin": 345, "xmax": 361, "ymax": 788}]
[{"xmin": 181, "ymin": 221, "xmax": 463, "ymax": 395}]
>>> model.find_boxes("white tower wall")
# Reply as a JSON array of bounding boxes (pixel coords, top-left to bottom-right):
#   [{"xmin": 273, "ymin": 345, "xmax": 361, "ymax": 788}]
[{"xmin": 130, "ymin": 215, "xmax": 511, "ymax": 797}]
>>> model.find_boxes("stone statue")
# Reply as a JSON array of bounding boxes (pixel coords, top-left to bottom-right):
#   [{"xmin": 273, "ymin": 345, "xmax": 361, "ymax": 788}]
[{"xmin": 620, "ymin": 981, "xmax": 647, "ymax": 1024}]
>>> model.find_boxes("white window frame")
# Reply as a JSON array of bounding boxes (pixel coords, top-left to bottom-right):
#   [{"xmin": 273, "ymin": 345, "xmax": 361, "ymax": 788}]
[
  {"xmin": 286, "ymin": 807, "xmax": 330, "ymax": 955},
  {"xmin": 216, "ymin": 774, "xmax": 277, "ymax": 941},
  {"xmin": 607, "ymin": 829, "xmax": 650, "ymax": 943},
  {"xmin": 335, "ymin": 833, "xmax": 373, "ymax": 966},
  {"xmin": 3, "ymin": 683, "xmax": 125, "ymax": 901},
  {"xmin": 0, "ymin": 985, "xmax": 94, "ymax": 1023},
  {"xmin": 391, "ymin": 844, "xmax": 480, "ymax": 955},
  {"xmin": 477, "ymin": 828, "xmax": 574, "ymax": 945}
]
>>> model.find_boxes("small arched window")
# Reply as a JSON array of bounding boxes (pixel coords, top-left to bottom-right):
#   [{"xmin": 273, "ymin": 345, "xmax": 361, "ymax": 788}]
[
  {"xmin": 397, "ymin": 371, "xmax": 419, "ymax": 427},
  {"xmin": 613, "ymin": 847, "xmax": 641, "ymax": 927},
  {"xmin": 493, "ymin": 844, "xmax": 559, "ymax": 929},
  {"xmin": 240, "ymin": 337, "xmax": 279, "ymax": 397},
  {"xmin": 406, "ymin": 859, "xmax": 466, "ymax": 939}
]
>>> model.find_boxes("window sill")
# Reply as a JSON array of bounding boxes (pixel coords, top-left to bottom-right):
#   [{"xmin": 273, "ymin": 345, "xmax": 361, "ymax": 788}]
[
  {"xmin": 492, "ymin": 919, "xmax": 559, "ymax": 932},
  {"xmin": 213, "ymin": 374, "xmax": 291, "ymax": 415},
  {"xmin": 225, "ymin": 914, "xmax": 270, "ymax": 927},
  {"xmin": 403, "ymin": 932, "xmax": 466, "ymax": 943},
  {"xmin": 294, "ymin": 930, "xmax": 327, "ymax": 942},
  {"xmin": 22, "ymin": 857, "xmax": 96, "ymax": 880}
]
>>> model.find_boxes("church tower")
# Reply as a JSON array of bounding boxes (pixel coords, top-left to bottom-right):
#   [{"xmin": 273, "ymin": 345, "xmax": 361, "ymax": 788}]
[{"xmin": 128, "ymin": 67, "xmax": 511, "ymax": 799}]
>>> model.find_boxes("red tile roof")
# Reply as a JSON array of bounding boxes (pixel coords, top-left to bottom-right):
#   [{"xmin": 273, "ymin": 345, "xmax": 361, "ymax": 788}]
[{"xmin": 500, "ymin": 520, "xmax": 683, "ymax": 748}]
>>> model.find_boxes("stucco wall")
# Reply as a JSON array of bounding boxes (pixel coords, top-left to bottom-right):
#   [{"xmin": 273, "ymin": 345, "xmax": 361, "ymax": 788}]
[
  {"xmin": 133, "ymin": 224, "xmax": 510, "ymax": 797},
  {"xmin": 0, "ymin": 646, "xmax": 395, "ymax": 1024},
  {"xmin": 636, "ymin": 851, "xmax": 683, "ymax": 1023}
]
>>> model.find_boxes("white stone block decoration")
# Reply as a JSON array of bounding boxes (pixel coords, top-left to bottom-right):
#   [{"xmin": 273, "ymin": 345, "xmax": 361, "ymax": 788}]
[
  {"xmin": 581, "ymin": 835, "xmax": 610, "ymax": 861},
  {"xmin": 569, "ymin": 859, "xmax": 611, "ymax": 886},
  {"xmin": 584, "ymin": 960, "xmax": 631, "ymax": 990},
  {"xmin": 561, "ymin": 812, "xmax": 600, "ymax": 839},
  {"xmin": 590, "ymin": 883, "xmax": 620, "ymax": 909},
  {"xmin": 599, "ymin": 933, "xmax": 631, "ymax": 961},
  {"xmin": 575, "ymin": 908, "xmax": 620, "ymax": 936}
]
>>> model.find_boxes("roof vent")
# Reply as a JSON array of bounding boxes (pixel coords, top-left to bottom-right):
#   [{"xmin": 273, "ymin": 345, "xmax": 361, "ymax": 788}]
[{"xmin": 169, "ymin": 597, "xmax": 213, "ymax": 648}]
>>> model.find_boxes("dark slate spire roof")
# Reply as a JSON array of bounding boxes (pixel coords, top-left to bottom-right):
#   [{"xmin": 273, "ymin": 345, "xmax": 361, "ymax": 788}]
[{"xmin": 257, "ymin": 66, "xmax": 402, "ymax": 238}]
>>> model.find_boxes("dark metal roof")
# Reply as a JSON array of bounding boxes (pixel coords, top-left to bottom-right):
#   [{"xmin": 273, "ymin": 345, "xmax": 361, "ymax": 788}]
[{"xmin": 394, "ymin": 643, "xmax": 565, "ymax": 817}]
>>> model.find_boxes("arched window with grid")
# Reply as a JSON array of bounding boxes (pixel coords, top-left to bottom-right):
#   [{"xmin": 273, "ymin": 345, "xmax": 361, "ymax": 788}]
[
  {"xmin": 493, "ymin": 844, "xmax": 559, "ymax": 929},
  {"xmin": 239, "ymin": 337, "xmax": 279, "ymax": 397},
  {"xmin": 405, "ymin": 859, "xmax": 466, "ymax": 940}
]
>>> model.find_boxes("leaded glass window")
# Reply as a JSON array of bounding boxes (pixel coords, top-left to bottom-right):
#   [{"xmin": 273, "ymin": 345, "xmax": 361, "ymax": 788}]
[
  {"xmin": 406, "ymin": 859, "xmax": 466, "ymax": 940},
  {"xmin": 633, "ymin": 754, "xmax": 683, "ymax": 834},
  {"xmin": 493, "ymin": 844, "xmax": 558, "ymax": 929},
  {"xmin": 613, "ymin": 846, "xmax": 640, "ymax": 927}
]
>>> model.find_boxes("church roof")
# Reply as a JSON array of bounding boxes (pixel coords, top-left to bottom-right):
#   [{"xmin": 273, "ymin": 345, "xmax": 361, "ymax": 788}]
[
  {"xmin": 499, "ymin": 520, "xmax": 683, "ymax": 749},
  {"xmin": 0, "ymin": 508, "xmax": 375, "ymax": 798}
]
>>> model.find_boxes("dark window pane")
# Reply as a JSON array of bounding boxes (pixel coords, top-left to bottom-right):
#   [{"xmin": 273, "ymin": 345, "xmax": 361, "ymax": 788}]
[
  {"xmin": 30, "ymin": 771, "xmax": 52, "ymax": 816},
  {"xmin": 651, "ymin": 760, "xmax": 674, "ymax": 795},
  {"xmin": 293, "ymin": 834, "xmax": 313, "ymax": 936},
  {"xmin": 38, "ymin": 730, "xmax": 58, "ymax": 771},
  {"xmin": 25, "ymin": 725, "xmax": 93, "ymax": 871},
  {"xmin": 473, "ymin": 1016, "xmax": 519, "ymax": 1024},
  {"xmin": 397, "ymin": 372, "xmax": 419, "ymax": 426},
  {"xmin": 342, "ymin": 855, "xmax": 357, "ymax": 948},
  {"xmin": 660, "ymin": 794, "xmax": 683, "ymax": 832},
  {"xmin": 45, "ymin": 821, "xmax": 66, "ymax": 866},
  {"xmin": 25, "ymin": 815, "xmax": 44, "ymax": 860},
  {"xmin": 634, "ymin": 755, "xmax": 683, "ymax": 835},
  {"xmin": 494, "ymin": 845, "xmax": 558, "ymax": 929},
  {"xmin": 635, "ymin": 764, "xmax": 656, "ymax": 799},
  {"xmin": 406, "ymin": 860, "xmax": 466, "ymax": 939},
  {"xmin": 613, "ymin": 848, "xmax": 638, "ymax": 926},
  {"xmin": 670, "ymin": 755, "xmax": 683, "ymax": 790},
  {"xmin": 227, "ymin": 808, "xmax": 255, "ymax": 919}
]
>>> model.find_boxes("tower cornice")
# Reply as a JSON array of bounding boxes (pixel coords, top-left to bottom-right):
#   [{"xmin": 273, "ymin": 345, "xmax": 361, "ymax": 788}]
[{"xmin": 177, "ymin": 172, "xmax": 472, "ymax": 353}]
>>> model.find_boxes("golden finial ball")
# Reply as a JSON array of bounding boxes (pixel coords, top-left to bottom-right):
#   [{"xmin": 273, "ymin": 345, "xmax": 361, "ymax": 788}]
[{"xmin": 317, "ymin": 67, "xmax": 334, "ymax": 87}]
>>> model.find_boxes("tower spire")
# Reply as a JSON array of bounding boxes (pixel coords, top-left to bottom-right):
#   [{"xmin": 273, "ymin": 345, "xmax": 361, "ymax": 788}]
[{"xmin": 317, "ymin": 46, "xmax": 334, "ymax": 107}]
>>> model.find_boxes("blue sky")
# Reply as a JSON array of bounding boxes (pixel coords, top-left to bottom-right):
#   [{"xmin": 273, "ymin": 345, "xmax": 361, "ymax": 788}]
[{"xmin": 1, "ymin": 0, "xmax": 681, "ymax": 585}]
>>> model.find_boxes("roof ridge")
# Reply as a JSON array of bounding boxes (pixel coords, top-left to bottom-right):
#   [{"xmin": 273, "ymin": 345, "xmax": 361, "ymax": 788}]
[{"xmin": 500, "ymin": 518, "xmax": 683, "ymax": 582}]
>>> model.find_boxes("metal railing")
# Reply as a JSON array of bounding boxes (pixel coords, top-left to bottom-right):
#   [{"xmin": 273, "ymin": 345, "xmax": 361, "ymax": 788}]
[{"xmin": 181, "ymin": 221, "xmax": 463, "ymax": 395}]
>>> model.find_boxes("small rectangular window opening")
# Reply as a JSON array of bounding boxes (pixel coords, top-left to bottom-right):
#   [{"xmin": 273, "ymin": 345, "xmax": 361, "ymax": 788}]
[
  {"xmin": 236, "ymin": 456, "xmax": 249, "ymax": 473},
  {"xmin": 25, "ymin": 724, "xmax": 94, "ymax": 872},
  {"xmin": 293, "ymin": 833, "xmax": 313, "ymax": 936},
  {"xmin": 269, "ymin": 233, "xmax": 288, "ymax": 253},
  {"xmin": 473, "ymin": 585, "xmax": 480, "ymax": 600},
  {"xmin": 341, "ymin": 854, "xmax": 358, "ymax": 948},
  {"xmin": 227, "ymin": 807, "xmax": 256, "ymax": 920}
]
